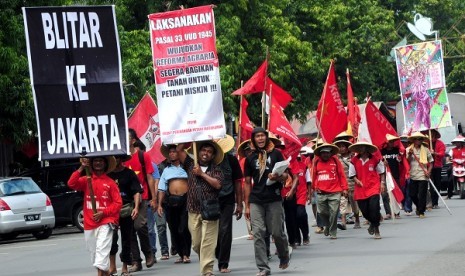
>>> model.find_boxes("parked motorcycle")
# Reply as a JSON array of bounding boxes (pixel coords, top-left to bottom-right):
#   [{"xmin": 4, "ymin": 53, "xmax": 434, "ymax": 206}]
[{"xmin": 452, "ymin": 158, "xmax": 465, "ymax": 199}]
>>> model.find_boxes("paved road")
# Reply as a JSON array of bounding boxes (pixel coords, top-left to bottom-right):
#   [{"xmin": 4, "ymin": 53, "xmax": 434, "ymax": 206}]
[{"xmin": 2, "ymin": 197, "xmax": 465, "ymax": 276}]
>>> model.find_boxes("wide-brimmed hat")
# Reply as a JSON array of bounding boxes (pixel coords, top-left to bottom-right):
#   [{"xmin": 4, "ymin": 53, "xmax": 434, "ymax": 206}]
[
  {"xmin": 451, "ymin": 135, "xmax": 465, "ymax": 144},
  {"xmin": 81, "ymin": 156, "xmax": 117, "ymax": 174},
  {"xmin": 349, "ymin": 141, "xmax": 378, "ymax": 154},
  {"xmin": 408, "ymin": 131, "xmax": 428, "ymax": 142},
  {"xmin": 300, "ymin": 146, "xmax": 314, "ymax": 155},
  {"xmin": 268, "ymin": 132, "xmax": 283, "ymax": 147},
  {"xmin": 311, "ymin": 138, "xmax": 324, "ymax": 150},
  {"xmin": 334, "ymin": 139, "xmax": 353, "ymax": 147},
  {"xmin": 314, "ymin": 143, "xmax": 339, "ymax": 156},
  {"xmin": 237, "ymin": 139, "xmax": 252, "ymax": 159},
  {"xmin": 215, "ymin": 135, "xmax": 235, "ymax": 153},
  {"xmin": 333, "ymin": 131, "xmax": 354, "ymax": 142},
  {"xmin": 194, "ymin": 140, "xmax": 224, "ymax": 165},
  {"xmin": 421, "ymin": 129, "xmax": 441, "ymax": 139},
  {"xmin": 114, "ymin": 154, "xmax": 131, "ymax": 162},
  {"xmin": 386, "ymin": 134, "xmax": 400, "ymax": 142}
]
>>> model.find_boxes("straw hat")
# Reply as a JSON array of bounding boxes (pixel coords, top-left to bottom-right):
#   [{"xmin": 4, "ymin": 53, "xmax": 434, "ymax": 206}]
[
  {"xmin": 193, "ymin": 140, "xmax": 224, "ymax": 165},
  {"xmin": 114, "ymin": 154, "xmax": 132, "ymax": 162},
  {"xmin": 81, "ymin": 156, "xmax": 117, "ymax": 174},
  {"xmin": 386, "ymin": 133, "xmax": 400, "ymax": 142},
  {"xmin": 237, "ymin": 139, "xmax": 252, "ymax": 159},
  {"xmin": 348, "ymin": 141, "xmax": 378, "ymax": 154},
  {"xmin": 421, "ymin": 129, "xmax": 441, "ymax": 139},
  {"xmin": 268, "ymin": 132, "xmax": 283, "ymax": 147},
  {"xmin": 408, "ymin": 131, "xmax": 428, "ymax": 142},
  {"xmin": 451, "ymin": 135, "xmax": 465, "ymax": 144},
  {"xmin": 311, "ymin": 138, "xmax": 324, "ymax": 150},
  {"xmin": 314, "ymin": 143, "xmax": 339, "ymax": 156},
  {"xmin": 300, "ymin": 146, "xmax": 314, "ymax": 155},
  {"xmin": 333, "ymin": 139, "xmax": 353, "ymax": 147},
  {"xmin": 333, "ymin": 131, "xmax": 354, "ymax": 142},
  {"xmin": 215, "ymin": 135, "xmax": 235, "ymax": 153},
  {"xmin": 160, "ymin": 144, "xmax": 178, "ymax": 159}
]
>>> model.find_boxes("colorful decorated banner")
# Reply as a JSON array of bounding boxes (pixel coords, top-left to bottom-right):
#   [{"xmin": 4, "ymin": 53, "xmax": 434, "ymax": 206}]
[
  {"xmin": 394, "ymin": 40, "xmax": 452, "ymax": 132},
  {"xmin": 148, "ymin": 5, "xmax": 226, "ymax": 144},
  {"xmin": 23, "ymin": 6, "xmax": 128, "ymax": 160}
]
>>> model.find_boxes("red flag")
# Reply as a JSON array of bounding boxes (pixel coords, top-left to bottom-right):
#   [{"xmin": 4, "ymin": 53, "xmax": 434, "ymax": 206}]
[
  {"xmin": 316, "ymin": 61, "xmax": 347, "ymax": 142},
  {"xmin": 239, "ymin": 96, "xmax": 254, "ymax": 142},
  {"xmin": 346, "ymin": 69, "xmax": 361, "ymax": 138},
  {"xmin": 269, "ymin": 97, "xmax": 302, "ymax": 160},
  {"xmin": 365, "ymin": 99, "xmax": 398, "ymax": 149},
  {"xmin": 266, "ymin": 77, "xmax": 292, "ymax": 108},
  {"xmin": 128, "ymin": 93, "xmax": 164, "ymax": 163},
  {"xmin": 232, "ymin": 60, "xmax": 267, "ymax": 95}
]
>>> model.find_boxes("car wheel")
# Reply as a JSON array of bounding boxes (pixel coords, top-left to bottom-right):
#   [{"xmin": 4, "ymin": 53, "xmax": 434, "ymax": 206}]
[
  {"xmin": 73, "ymin": 205, "xmax": 84, "ymax": 232},
  {"xmin": 32, "ymin": 228, "xmax": 53, "ymax": 240}
]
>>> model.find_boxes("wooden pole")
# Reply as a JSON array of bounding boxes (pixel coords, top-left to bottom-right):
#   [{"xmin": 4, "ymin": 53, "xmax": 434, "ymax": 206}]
[
  {"xmin": 261, "ymin": 47, "xmax": 269, "ymax": 128},
  {"xmin": 237, "ymin": 81, "xmax": 244, "ymax": 148},
  {"xmin": 267, "ymin": 84, "xmax": 273, "ymax": 130},
  {"xmin": 193, "ymin": 141, "xmax": 198, "ymax": 166}
]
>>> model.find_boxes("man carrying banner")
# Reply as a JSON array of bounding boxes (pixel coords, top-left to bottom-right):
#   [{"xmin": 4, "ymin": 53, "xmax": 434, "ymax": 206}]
[
  {"xmin": 348, "ymin": 141, "xmax": 386, "ymax": 239},
  {"xmin": 177, "ymin": 141, "xmax": 224, "ymax": 276},
  {"xmin": 125, "ymin": 129, "xmax": 156, "ymax": 272},
  {"xmin": 244, "ymin": 127, "xmax": 290, "ymax": 276},
  {"xmin": 68, "ymin": 156, "xmax": 122, "ymax": 276},
  {"xmin": 406, "ymin": 132, "xmax": 433, "ymax": 218}
]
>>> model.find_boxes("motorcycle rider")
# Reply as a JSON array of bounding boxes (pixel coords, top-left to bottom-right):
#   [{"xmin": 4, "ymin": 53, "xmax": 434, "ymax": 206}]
[{"xmin": 449, "ymin": 135, "xmax": 465, "ymax": 199}]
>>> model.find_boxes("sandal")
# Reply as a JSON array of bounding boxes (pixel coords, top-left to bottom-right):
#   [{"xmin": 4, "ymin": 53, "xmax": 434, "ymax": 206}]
[
  {"xmin": 279, "ymin": 256, "xmax": 290, "ymax": 270},
  {"xmin": 256, "ymin": 270, "xmax": 270, "ymax": 276},
  {"xmin": 183, "ymin": 256, "xmax": 191, "ymax": 263},
  {"xmin": 174, "ymin": 258, "xmax": 183, "ymax": 264},
  {"xmin": 303, "ymin": 239, "xmax": 310, "ymax": 246},
  {"xmin": 161, "ymin": 254, "xmax": 169, "ymax": 260},
  {"xmin": 220, "ymin": 268, "xmax": 231, "ymax": 273},
  {"xmin": 120, "ymin": 272, "xmax": 131, "ymax": 276}
]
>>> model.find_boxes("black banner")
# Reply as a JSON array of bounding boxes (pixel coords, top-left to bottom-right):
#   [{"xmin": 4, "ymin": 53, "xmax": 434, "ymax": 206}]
[{"xmin": 23, "ymin": 6, "xmax": 128, "ymax": 160}]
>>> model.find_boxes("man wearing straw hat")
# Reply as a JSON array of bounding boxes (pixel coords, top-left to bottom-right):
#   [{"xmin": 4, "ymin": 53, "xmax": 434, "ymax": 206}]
[
  {"xmin": 68, "ymin": 156, "xmax": 122, "ymax": 276},
  {"xmin": 157, "ymin": 144, "xmax": 191, "ymax": 264},
  {"xmin": 177, "ymin": 141, "xmax": 224, "ymax": 276},
  {"xmin": 348, "ymin": 141, "xmax": 385, "ymax": 239},
  {"xmin": 214, "ymin": 135, "xmax": 243, "ymax": 273},
  {"xmin": 312, "ymin": 143, "xmax": 348, "ymax": 239},
  {"xmin": 406, "ymin": 132, "xmax": 433, "ymax": 218},
  {"xmin": 333, "ymin": 139, "xmax": 360, "ymax": 229},
  {"xmin": 244, "ymin": 127, "xmax": 290, "ymax": 276},
  {"xmin": 425, "ymin": 129, "xmax": 446, "ymax": 209}
]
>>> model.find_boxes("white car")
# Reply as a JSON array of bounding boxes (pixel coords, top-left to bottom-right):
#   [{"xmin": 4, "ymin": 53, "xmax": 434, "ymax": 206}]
[{"xmin": 0, "ymin": 177, "xmax": 55, "ymax": 240}]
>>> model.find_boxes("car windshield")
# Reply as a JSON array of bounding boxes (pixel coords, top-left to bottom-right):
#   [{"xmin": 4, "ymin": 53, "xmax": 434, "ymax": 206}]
[{"xmin": 0, "ymin": 179, "xmax": 42, "ymax": 196}]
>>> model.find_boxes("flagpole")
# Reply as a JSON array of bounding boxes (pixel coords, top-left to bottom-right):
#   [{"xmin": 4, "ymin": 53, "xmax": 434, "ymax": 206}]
[
  {"xmin": 237, "ymin": 81, "xmax": 244, "ymax": 148},
  {"xmin": 267, "ymin": 84, "xmax": 273, "ymax": 130},
  {"xmin": 261, "ymin": 47, "xmax": 269, "ymax": 128},
  {"xmin": 316, "ymin": 59, "xmax": 334, "ymax": 142}
]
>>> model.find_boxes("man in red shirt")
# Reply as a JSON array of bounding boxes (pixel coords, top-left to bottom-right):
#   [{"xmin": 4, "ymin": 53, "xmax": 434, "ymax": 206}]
[
  {"xmin": 68, "ymin": 156, "xmax": 122, "ymax": 276},
  {"xmin": 348, "ymin": 141, "xmax": 386, "ymax": 239},
  {"xmin": 311, "ymin": 143, "xmax": 348, "ymax": 240},
  {"xmin": 124, "ymin": 129, "xmax": 156, "ymax": 272}
]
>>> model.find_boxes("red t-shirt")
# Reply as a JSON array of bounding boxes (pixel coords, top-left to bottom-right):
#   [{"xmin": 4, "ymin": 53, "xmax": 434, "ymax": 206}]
[
  {"xmin": 68, "ymin": 171, "xmax": 122, "ymax": 230},
  {"xmin": 291, "ymin": 160, "xmax": 308, "ymax": 205},
  {"xmin": 124, "ymin": 150, "xmax": 154, "ymax": 200},
  {"xmin": 451, "ymin": 147, "xmax": 465, "ymax": 160},
  {"xmin": 312, "ymin": 156, "xmax": 348, "ymax": 193},
  {"xmin": 351, "ymin": 156, "xmax": 382, "ymax": 200}
]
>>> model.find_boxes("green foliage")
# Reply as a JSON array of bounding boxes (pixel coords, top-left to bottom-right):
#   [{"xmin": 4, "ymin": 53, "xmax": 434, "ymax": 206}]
[{"xmin": 2, "ymin": 0, "xmax": 465, "ymax": 146}]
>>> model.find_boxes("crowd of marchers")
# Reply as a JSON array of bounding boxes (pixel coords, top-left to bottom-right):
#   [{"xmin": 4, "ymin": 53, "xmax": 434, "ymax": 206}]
[{"xmin": 67, "ymin": 127, "xmax": 465, "ymax": 276}]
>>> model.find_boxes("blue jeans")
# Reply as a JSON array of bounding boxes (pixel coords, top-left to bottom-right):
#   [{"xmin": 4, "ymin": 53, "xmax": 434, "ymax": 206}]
[
  {"xmin": 402, "ymin": 179, "xmax": 413, "ymax": 212},
  {"xmin": 147, "ymin": 205, "xmax": 169, "ymax": 256}
]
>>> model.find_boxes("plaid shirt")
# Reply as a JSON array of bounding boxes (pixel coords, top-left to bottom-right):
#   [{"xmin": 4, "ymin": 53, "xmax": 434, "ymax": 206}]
[{"xmin": 183, "ymin": 156, "xmax": 223, "ymax": 213}]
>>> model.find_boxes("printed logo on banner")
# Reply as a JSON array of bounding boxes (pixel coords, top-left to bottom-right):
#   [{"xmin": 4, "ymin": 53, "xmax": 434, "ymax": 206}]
[
  {"xmin": 394, "ymin": 40, "xmax": 452, "ymax": 132},
  {"xmin": 148, "ymin": 5, "xmax": 226, "ymax": 144},
  {"xmin": 22, "ymin": 6, "xmax": 128, "ymax": 160}
]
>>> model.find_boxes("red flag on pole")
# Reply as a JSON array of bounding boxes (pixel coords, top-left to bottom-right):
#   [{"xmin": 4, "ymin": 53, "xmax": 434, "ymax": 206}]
[
  {"xmin": 269, "ymin": 97, "xmax": 302, "ymax": 160},
  {"xmin": 239, "ymin": 96, "xmax": 254, "ymax": 142},
  {"xmin": 316, "ymin": 61, "xmax": 347, "ymax": 142},
  {"xmin": 365, "ymin": 99, "xmax": 398, "ymax": 149},
  {"xmin": 266, "ymin": 77, "xmax": 292, "ymax": 108},
  {"xmin": 128, "ymin": 93, "xmax": 164, "ymax": 163},
  {"xmin": 232, "ymin": 60, "xmax": 268, "ymax": 95},
  {"xmin": 346, "ymin": 69, "xmax": 361, "ymax": 138}
]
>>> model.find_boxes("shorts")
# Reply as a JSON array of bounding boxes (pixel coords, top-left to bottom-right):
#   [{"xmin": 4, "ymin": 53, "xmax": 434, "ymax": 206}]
[
  {"xmin": 339, "ymin": 195, "xmax": 351, "ymax": 214},
  {"xmin": 311, "ymin": 191, "xmax": 318, "ymax": 205},
  {"xmin": 85, "ymin": 224, "xmax": 114, "ymax": 271}
]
